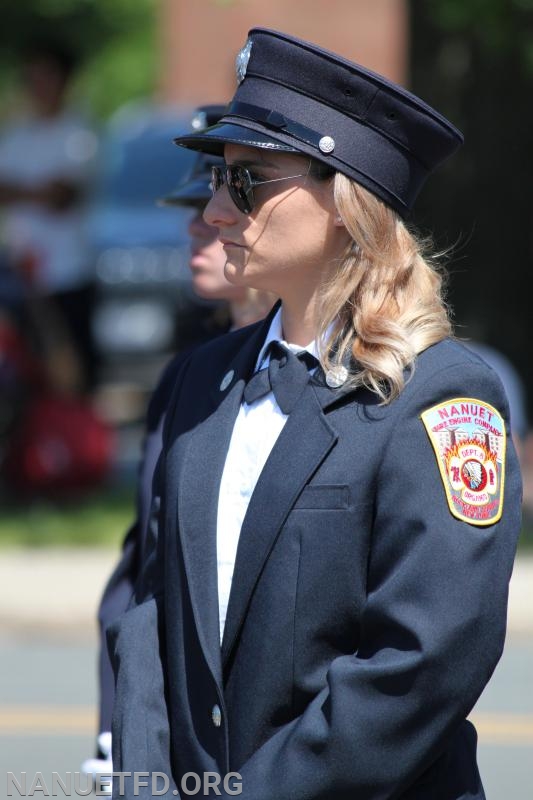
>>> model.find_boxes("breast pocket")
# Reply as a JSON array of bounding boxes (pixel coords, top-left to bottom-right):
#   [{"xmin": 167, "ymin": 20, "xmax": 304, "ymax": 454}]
[{"xmin": 293, "ymin": 484, "xmax": 352, "ymax": 510}]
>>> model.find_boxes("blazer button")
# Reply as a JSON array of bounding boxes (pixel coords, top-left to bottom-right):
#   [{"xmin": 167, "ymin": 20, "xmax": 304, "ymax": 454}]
[
  {"xmin": 219, "ymin": 370, "xmax": 234, "ymax": 392},
  {"xmin": 211, "ymin": 704, "xmax": 222, "ymax": 728}
]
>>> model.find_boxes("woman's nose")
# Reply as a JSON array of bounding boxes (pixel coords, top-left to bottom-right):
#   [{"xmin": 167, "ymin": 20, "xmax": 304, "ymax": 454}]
[{"xmin": 203, "ymin": 184, "xmax": 236, "ymax": 228}]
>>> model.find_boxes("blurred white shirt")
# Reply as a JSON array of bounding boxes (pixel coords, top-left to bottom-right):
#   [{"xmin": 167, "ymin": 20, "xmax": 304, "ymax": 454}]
[{"xmin": 0, "ymin": 110, "xmax": 98, "ymax": 292}]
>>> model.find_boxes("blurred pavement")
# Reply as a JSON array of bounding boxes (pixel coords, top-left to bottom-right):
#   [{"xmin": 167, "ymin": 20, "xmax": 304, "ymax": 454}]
[
  {"xmin": 0, "ymin": 548, "xmax": 118, "ymax": 634},
  {"xmin": 0, "ymin": 549, "xmax": 531, "ymax": 799}
]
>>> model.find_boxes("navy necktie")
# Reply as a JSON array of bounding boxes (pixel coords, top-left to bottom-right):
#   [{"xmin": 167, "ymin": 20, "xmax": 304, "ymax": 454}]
[{"xmin": 243, "ymin": 341, "xmax": 318, "ymax": 414}]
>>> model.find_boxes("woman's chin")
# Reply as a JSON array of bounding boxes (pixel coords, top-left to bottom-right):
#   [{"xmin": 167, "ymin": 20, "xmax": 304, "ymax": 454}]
[
  {"xmin": 224, "ymin": 260, "xmax": 265, "ymax": 290},
  {"xmin": 223, "ymin": 260, "xmax": 246, "ymax": 285}
]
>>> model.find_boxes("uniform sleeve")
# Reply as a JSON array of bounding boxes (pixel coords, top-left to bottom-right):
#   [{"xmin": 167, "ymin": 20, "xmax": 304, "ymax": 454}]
[
  {"xmin": 103, "ymin": 351, "xmax": 188, "ymax": 627},
  {"xmin": 110, "ymin": 354, "xmax": 196, "ymax": 799},
  {"xmin": 108, "ymin": 457, "xmax": 178, "ymax": 800},
  {"xmin": 98, "ymin": 355, "xmax": 185, "ymax": 734},
  {"xmin": 109, "ymin": 595, "xmax": 180, "ymax": 800},
  {"xmin": 217, "ymin": 361, "xmax": 522, "ymax": 800}
]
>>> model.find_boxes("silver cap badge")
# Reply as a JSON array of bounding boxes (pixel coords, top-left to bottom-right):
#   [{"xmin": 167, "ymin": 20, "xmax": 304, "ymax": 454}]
[
  {"xmin": 236, "ymin": 38, "xmax": 253, "ymax": 85},
  {"xmin": 318, "ymin": 136, "xmax": 335, "ymax": 154}
]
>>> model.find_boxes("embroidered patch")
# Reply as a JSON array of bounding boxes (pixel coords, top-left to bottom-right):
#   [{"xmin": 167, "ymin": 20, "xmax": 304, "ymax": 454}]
[{"xmin": 421, "ymin": 397, "xmax": 506, "ymax": 526}]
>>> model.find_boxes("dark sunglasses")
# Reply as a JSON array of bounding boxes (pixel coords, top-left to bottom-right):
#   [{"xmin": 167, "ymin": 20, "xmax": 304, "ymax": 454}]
[{"xmin": 210, "ymin": 164, "xmax": 309, "ymax": 214}]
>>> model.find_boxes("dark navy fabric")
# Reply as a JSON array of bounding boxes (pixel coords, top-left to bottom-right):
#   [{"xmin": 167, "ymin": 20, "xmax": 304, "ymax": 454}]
[
  {"xmin": 175, "ymin": 28, "xmax": 464, "ymax": 216},
  {"xmin": 243, "ymin": 342, "xmax": 318, "ymax": 413},
  {"xmin": 98, "ymin": 311, "xmax": 231, "ymax": 734},
  {"xmin": 110, "ymin": 309, "xmax": 521, "ymax": 800},
  {"xmin": 97, "ymin": 352, "xmax": 184, "ymax": 733}
]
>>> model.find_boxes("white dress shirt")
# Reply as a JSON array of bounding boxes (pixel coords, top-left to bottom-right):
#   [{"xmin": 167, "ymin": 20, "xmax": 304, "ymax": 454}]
[{"xmin": 216, "ymin": 308, "xmax": 319, "ymax": 641}]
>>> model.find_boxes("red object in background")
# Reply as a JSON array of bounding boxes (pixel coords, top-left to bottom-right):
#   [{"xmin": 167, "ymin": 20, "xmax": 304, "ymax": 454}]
[
  {"xmin": 1, "ymin": 269, "xmax": 115, "ymax": 497},
  {"xmin": 3, "ymin": 393, "xmax": 115, "ymax": 496},
  {"xmin": 0, "ymin": 316, "xmax": 45, "ymax": 388}
]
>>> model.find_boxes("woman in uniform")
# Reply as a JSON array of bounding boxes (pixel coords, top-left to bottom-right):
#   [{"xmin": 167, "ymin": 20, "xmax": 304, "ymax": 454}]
[{"xmin": 111, "ymin": 29, "xmax": 522, "ymax": 800}]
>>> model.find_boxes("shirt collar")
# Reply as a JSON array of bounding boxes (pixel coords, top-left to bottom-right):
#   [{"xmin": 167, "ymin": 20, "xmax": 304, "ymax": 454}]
[{"xmin": 255, "ymin": 306, "xmax": 321, "ymax": 371}]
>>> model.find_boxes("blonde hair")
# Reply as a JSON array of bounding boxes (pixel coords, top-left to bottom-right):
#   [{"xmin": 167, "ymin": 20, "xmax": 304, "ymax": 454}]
[{"xmin": 317, "ymin": 173, "xmax": 452, "ymax": 403}]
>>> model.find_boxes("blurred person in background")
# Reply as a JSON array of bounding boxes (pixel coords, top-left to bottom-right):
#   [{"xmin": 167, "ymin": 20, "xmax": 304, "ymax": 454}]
[
  {"xmin": 81, "ymin": 106, "xmax": 274, "ymax": 793},
  {"xmin": 0, "ymin": 39, "xmax": 98, "ymax": 392}
]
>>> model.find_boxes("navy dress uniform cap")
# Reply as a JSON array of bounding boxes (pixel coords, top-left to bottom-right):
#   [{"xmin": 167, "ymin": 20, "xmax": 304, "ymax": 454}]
[
  {"xmin": 190, "ymin": 103, "xmax": 230, "ymax": 132},
  {"xmin": 160, "ymin": 152, "xmax": 223, "ymax": 207},
  {"xmin": 160, "ymin": 104, "xmax": 227, "ymax": 207},
  {"xmin": 174, "ymin": 28, "xmax": 464, "ymax": 216}
]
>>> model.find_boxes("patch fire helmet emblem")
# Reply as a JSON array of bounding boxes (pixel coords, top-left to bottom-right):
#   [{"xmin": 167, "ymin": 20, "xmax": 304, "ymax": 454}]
[{"xmin": 421, "ymin": 397, "xmax": 506, "ymax": 526}]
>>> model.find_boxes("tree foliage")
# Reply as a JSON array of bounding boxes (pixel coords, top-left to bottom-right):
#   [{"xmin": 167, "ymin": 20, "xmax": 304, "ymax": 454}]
[
  {"xmin": 0, "ymin": 0, "xmax": 158, "ymax": 119},
  {"xmin": 424, "ymin": 0, "xmax": 533, "ymax": 75},
  {"xmin": 411, "ymin": 0, "xmax": 533, "ymax": 415}
]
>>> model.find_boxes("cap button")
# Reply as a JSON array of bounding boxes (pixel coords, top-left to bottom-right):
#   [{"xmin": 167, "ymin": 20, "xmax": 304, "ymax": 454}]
[{"xmin": 318, "ymin": 136, "xmax": 335, "ymax": 154}]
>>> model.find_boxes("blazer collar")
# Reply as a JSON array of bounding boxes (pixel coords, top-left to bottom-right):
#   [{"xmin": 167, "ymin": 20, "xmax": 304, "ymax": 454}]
[{"xmin": 171, "ymin": 305, "xmax": 278, "ymax": 689}]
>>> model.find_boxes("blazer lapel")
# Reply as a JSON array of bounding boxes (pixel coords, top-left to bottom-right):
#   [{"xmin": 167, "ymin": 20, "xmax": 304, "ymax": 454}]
[
  {"xmin": 221, "ymin": 383, "xmax": 337, "ymax": 667},
  {"xmin": 173, "ymin": 316, "xmax": 273, "ymax": 688}
]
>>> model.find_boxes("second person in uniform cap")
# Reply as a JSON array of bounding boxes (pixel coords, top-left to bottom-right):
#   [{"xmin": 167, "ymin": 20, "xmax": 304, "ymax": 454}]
[
  {"xmin": 89, "ymin": 105, "xmax": 273, "ymax": 793},
  {"xmin": 111, "ymin": 29, "xmax": 521, "ymax": 800}
]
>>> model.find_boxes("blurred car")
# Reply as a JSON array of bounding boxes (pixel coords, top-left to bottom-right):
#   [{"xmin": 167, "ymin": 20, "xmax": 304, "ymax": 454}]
[{"xmin": 87, "ymin": 103, "xmax": 216, "ymax": 417}]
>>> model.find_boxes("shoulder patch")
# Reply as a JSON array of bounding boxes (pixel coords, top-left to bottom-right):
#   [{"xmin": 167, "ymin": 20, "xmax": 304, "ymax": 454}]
[{"xmin": 420, "ymin": 397, "xmax": 506, "ymax": 526}]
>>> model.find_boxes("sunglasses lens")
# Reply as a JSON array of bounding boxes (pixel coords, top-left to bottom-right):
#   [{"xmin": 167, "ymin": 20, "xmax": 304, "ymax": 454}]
[
  {"xmin": 227, "ymin": 165, "xmax": 253, "ymax": 214},
  {"xmin": 210, "ymin": 165, "xmax": 254, "ymax": 213},
  {"xmin": 210, "ymin": 166, "xmax": 223, "ymax": 194}
]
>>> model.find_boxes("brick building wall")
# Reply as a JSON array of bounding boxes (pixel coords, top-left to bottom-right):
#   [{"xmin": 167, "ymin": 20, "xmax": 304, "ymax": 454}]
[{"xmin": 157, "ymin": 0, "xmax": 408, "ymax": 107}]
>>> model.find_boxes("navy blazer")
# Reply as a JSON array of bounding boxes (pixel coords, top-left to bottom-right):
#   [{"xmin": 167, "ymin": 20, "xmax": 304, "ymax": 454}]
[{"xmin": 111, "ymin": 310, "xmax": 522, "ymax": 800}]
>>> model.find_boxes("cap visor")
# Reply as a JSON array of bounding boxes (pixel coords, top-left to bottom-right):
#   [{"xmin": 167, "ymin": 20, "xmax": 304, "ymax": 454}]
[{"xmin": 174, "ymin": 122, "xmax": 298, "ymax": 155}]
